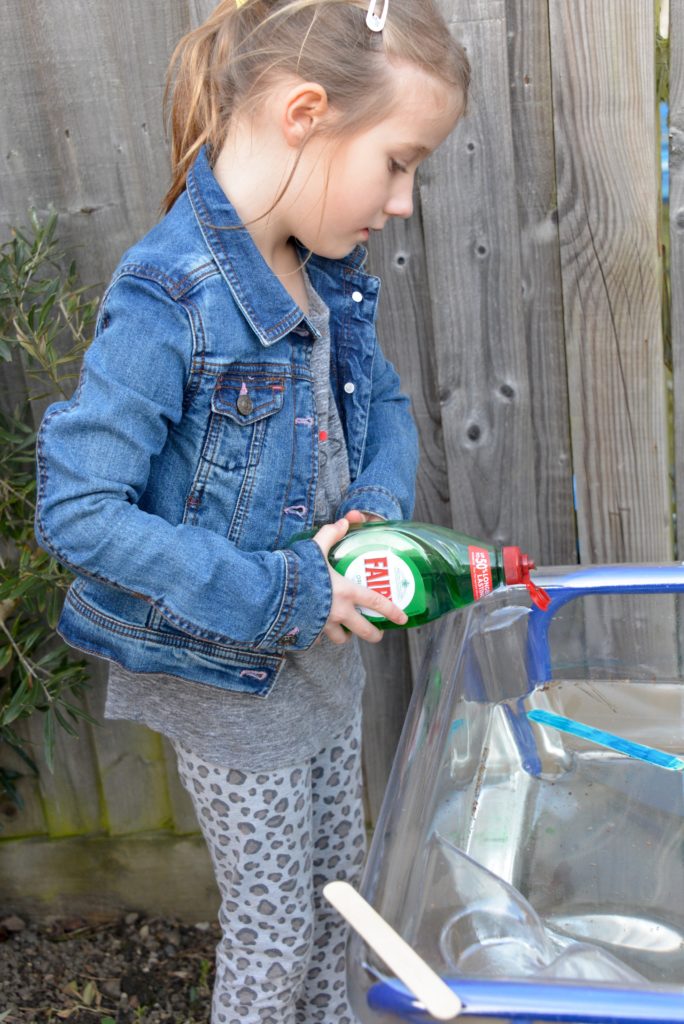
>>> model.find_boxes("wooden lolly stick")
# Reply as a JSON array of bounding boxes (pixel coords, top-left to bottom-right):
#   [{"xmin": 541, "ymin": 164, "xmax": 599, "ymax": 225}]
[{"xmin": 324, "ymin": 880, "xmax": 462, "ymax": 1021}]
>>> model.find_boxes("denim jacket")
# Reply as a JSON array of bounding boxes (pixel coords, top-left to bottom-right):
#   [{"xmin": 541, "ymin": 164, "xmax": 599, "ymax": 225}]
[{"xmin": 35, "ymin": 146, "xmax": 418, "ymax": 695}]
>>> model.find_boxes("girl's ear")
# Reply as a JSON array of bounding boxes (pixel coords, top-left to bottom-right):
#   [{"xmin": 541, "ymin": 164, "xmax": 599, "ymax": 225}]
[{"xmin": 281, "ymin": 81, "xmax": 330, "ymax": 147}]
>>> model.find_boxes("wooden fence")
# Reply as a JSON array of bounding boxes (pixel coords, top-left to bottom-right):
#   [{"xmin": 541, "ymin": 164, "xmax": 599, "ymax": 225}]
[{"xmin": 0, "ymin": 0, "xmax": 679, "ymax": 919}]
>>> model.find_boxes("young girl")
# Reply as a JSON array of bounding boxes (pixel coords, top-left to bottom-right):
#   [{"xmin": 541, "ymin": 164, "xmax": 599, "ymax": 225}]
[{"xmin": 35, "ymin": 1, "xmax": 469, "ymax": 1020}]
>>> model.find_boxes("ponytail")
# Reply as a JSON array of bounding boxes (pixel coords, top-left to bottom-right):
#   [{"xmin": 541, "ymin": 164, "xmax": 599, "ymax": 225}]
[{"xmin": 163, "ymin": 2, "xmax": 238, "ymax": 211}]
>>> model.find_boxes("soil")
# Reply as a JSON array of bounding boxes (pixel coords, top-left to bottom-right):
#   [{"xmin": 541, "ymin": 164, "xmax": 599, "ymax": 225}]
[{"xmin": 0, "ymin": 912, "xmax": 221, "ymax": 1023}]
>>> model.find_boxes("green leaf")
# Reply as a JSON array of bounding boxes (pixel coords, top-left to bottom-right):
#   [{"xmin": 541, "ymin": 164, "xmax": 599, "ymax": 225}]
[
  {"xmin": 1, "ymin": 677, "xmax": 34, "ymax": 726},
  {"xmin": 46, "ymin": 587, "xmax": 63, "ymax": 628},
  {"xmin": 29, "ymin": 207, "xmax": 42, "ymax": 235},
  {"xmin": 58, "ymin": 700, "xmax": 96, "ymax": 726},
  {"xmin": 0, "ymin": 770, "xmax": 24, "ymax": 810},
  {"xmin": 4, "ymin": 736, "xmax": 38, "ymax": 774},
  {"xmin": 53, "ymin": 707, "xmax": 79, "ymax": 736}
]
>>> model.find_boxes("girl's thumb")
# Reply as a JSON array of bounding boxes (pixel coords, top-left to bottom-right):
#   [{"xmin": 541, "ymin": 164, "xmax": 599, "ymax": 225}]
[{"xmin": 313, "ymin": 517, "xmax": 350, "ymax": 556}]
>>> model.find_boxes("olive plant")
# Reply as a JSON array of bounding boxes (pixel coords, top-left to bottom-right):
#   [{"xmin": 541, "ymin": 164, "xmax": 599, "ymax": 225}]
[{"xmin": 0, "ymin": 211, "xmax": 96, "ymax": 808}]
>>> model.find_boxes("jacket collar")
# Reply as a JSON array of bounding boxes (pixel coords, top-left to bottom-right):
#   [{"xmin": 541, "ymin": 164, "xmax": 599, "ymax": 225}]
[{"xmin": 185, "ymin": 146, "xmax": 367, "ymax": 347}]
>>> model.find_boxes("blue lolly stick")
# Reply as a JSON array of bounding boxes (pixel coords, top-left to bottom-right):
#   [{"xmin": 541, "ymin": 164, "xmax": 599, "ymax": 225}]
[{"xmin": 527, "ymin": 709, "xmax": 684, "ymax": 771}]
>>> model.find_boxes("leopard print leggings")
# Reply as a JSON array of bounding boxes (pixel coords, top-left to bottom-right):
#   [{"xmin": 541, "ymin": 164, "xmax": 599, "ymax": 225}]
[{"xmin": 173, "ymin": 709, "xmax": 366, "ymax": 1024}]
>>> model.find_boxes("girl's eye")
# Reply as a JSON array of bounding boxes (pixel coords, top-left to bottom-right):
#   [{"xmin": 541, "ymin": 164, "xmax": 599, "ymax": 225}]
[{"xmin": 389, "ymin": 158, "xmax": 408, "ymax": 174}]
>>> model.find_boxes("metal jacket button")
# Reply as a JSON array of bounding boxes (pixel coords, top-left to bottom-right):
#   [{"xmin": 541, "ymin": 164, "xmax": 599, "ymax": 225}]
[
  {"xmin": 344, "ymin": 382, "xmax": 355, "ymax": 394},
  {"xmin": 351, "ymin": 290, "xmax": 363, "ymax": 302},
  {"xmin": 237, "ymin": 383, "xmax": 253, "ymax": 415}
]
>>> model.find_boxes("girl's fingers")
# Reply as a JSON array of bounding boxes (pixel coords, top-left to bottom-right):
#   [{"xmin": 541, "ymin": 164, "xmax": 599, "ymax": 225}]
[
  {"xmin": 343, "ymin": 509, "xmax": 366, "ymax": 525},
  {"xmin": 345, "ymin": 610, "xmax": 384, "ymax": 643},
  {"xmin": 324, "ymin": 622, "xmax": 352, "ymax": 645},
  {"xmin": 332, "ymin": 582, "xmax": 407, "ymax": 640},
  {"xmin": 348, "ymin": 583, "xmax": 408, "ymax": 627},
  {"xmin": 324, "ymin": 612, "xmax": 383, "ymax": 645},
  {"xmin": 313, "ymin": 517, "xmax": 349, "ymax": 556}
]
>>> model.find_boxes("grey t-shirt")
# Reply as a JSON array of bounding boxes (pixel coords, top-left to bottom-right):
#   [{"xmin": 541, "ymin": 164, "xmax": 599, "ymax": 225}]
[{"xmin": 105, "ymin": 274, "xmax": 366, "ymax": 768}]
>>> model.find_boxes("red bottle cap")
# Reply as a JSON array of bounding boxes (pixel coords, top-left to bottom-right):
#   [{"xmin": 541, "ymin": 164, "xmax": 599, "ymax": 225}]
[{"xmin": 502, "ymin": 546, "xmax": 550, "ymax": 610}]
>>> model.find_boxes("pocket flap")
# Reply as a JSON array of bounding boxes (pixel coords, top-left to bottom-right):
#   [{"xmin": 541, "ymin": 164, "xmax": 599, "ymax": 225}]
[{"xmin": 211, "ymin": 368, "xmax": 286, "ymax": 424}]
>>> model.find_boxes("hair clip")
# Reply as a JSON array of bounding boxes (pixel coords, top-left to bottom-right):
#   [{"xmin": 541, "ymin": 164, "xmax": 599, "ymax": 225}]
[
  {"xmin": 235, "ymin": 0, "xmax": 248, "ymax": 7},
  {"xmin": 366, "ymin": 0, "xmax": 388, "ymax": 32}
]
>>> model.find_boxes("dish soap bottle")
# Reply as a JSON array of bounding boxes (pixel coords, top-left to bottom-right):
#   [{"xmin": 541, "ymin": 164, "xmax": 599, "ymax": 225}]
[{"xmin": 326, "ymin": 520, "xmax": 549, "ymax": 630}]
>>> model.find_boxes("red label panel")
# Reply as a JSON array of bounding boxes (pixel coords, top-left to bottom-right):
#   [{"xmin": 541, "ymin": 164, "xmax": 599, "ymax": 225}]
[{"xmin": 469, "ymin": 545, "xmax": 493, "ymax": 600}]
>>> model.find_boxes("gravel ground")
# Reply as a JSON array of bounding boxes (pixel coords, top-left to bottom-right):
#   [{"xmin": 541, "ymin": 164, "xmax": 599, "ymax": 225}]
[{"xmin": 0, "ymin": 912, "xmax": 221, "ymax": 1023}]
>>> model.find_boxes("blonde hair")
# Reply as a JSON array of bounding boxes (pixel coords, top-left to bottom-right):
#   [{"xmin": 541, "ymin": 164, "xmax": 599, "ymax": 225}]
[{"xmin": 162, "ymin": 0, "xmax": 470, "ymax": 213}]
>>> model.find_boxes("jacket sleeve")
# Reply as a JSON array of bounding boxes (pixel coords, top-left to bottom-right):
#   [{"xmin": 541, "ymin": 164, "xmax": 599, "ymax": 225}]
[
  {"xmin": 337, "ymin": 341, "xmax": 419, "ymax": 521},
  {"xmin": 35, "ymin": 272, "xmax": 331, "ymax": 651}
]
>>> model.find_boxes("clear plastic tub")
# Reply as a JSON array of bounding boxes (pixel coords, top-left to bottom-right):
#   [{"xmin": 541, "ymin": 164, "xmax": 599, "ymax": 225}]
[{"xmin": 347, "ymin": 565, "xmax": 684, "ymax": 1023}]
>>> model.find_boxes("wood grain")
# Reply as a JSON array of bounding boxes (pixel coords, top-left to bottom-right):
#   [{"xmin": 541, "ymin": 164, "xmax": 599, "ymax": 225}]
[
  {"xmin": 549, "ymin": 0, "xmax": 671, "ymax": 562},
  {"xmin": 422, "ymin": 0, "xmax": 545, "ymax": 561},
  {"xmin": 506, "ymin": 0, "xmax": 577, "ymax": 564}
]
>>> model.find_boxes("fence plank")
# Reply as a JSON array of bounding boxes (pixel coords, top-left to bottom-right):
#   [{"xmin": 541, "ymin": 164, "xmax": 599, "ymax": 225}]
[
  {"xmin": 161, "ymin": 737, "xmax": 202, "ymax": 835},
  {"xmin": 671, "ymin": 0, "xmax": 684, "ymax": 557},
  {"xmin": 0, "ymin": 0, "xmax": 185, "ymax": 292},
  {"xmin": 368, "ymin": 201, "xmax": 453, "ymax": 531},
  {"xmin": 0, "ymin": 833, "xmax": 218, "ymax": 922},
  {"xmin": 0, "ymin": 741, "xmax": 49, "ymax": 839},
  {"xmin": 360, "ymin": 635, "xmax": 414, "ymax": 824},
  {"xmin": 365, "ymin": 188, "xmax": 456, "ymax": 813},
  {"xmin": 422, "ymin": 0, "xmax": 543, "ymax": 563},
  {"xmin": 548, "ymin": 0, "xmax": 671, "ymax": 563},
  {"xmin": 86, "ymin": 674, "xmax": 175, "ymax": 836},
  {"xmin": 22, "ymin": 703, "xmax": 102, "ymax": 837},
  {"xmin": 505, "ymin": 0, "xmax": 577, "ymax": 565}
]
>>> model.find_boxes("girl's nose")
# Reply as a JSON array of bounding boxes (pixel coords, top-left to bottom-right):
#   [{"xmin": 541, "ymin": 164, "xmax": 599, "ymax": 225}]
[{"xmin": 384, "ymin": 181, "xmax": 414, "ymax": 220}]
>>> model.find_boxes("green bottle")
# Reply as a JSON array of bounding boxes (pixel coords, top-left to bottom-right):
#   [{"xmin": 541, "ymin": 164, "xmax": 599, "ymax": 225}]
[{"xmin": 326, "ymin": 520, "xmax": 548, "ymax": 630}]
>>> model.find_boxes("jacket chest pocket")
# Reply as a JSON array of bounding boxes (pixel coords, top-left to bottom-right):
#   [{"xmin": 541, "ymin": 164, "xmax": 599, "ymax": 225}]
[{"xmin": 205, "ymin": 366, "xmax": 287, "ymax": 471}]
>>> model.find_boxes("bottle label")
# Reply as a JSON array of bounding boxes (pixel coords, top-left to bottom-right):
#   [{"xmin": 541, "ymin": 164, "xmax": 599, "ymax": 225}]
[
  {"xmin": 468, "ymin": 545, "xmax": 493, "ymax": 600},
  {"xmin": 343, "ymin": 549, "xmax": 417, "ymax": 618}
]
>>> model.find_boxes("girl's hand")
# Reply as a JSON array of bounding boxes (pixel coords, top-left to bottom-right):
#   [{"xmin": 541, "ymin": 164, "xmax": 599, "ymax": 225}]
[
  {"xmin": 313, "ymin": 517, "xmax": 408, "ymax": 644},
  {"xmin": 343, "ymin": 510, "xmax": 384, "ymax": 525}
]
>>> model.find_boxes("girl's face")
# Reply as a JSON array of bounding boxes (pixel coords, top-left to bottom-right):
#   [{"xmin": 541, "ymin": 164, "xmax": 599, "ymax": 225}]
[{"xmin": 290, "ymin": 64, "xmax": 464, "ymax": 259}]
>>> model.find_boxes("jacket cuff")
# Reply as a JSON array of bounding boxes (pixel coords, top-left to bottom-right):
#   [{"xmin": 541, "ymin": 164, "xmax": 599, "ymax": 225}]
[
  {"xmin": 336, "ymin": 485, "xmax": 404, "ymax": 523},
  {"xmin": 258, "ymin": 539, "xmax": 332, "ymax": 651}
]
